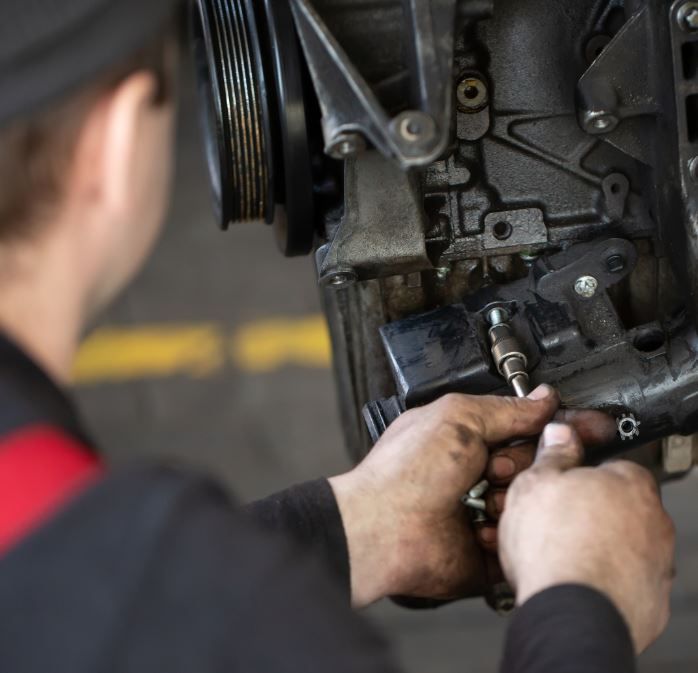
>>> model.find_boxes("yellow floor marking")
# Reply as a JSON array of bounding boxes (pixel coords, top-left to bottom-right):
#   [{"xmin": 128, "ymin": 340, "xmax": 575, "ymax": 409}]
[
  {"xmin": 230, "ymin": 315, "xmax": 331, "ymax": 373},
  {"xmin": 74, "ymin": 325, "xmax": 225, "ymax": 384},
  {"xmin": 73, "ymin": 315, "xmax": 332, "ymax": 384}
]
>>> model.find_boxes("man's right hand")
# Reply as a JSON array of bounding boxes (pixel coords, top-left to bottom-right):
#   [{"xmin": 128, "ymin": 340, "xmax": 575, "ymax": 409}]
[{"xmin": 498, "ymin": 423, "xmax": 676, "ymax": 653}]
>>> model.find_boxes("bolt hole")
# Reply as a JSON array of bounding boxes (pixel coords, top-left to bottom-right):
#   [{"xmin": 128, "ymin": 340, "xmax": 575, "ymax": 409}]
[
  {"xmin": 633, "ymin": 328, "xmax": 665, "ymax": 353},
  {"xmin": 407, "ymin": 120, "xmax": 421, "ymax": 136},
  {"xmin": 620, "ymin": 420, "xmax": 635, "ymax": 434},
  {"xmin": 493, "ymin": 221, "xmax": 512, "ymax": 240},
  {"xmin": 610, "ymin": 182, "xmax": 621, "ymax": 195},
  {"xmin": 464, "ymin": 85, "xmax": 479, "ymax": 100}
]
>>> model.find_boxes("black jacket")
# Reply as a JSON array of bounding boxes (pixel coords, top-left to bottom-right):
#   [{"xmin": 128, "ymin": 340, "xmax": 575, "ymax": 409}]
[{"xmin": 0, "ymin": 335, "xmax": 636, "ymax": 673}]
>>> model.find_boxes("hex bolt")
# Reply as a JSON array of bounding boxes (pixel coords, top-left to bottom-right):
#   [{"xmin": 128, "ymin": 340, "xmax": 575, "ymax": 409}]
[
  {"xmin": 606, "ymin": 254, "xmax": 625, "ymax": 273},
  {"xmin": 574, "ymin": 275, "xmax": 599, "ymax": 298}
]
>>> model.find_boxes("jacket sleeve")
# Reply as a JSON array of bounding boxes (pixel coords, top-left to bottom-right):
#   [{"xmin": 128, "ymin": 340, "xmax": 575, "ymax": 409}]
[
  {"xmin": 0, "ymin": 469, "xmax": 399, "ymax": 673},
  {"xmin": 500, "ymin": 584, "xmax": 637, "ymax": 673},
  {"xmin": 244, "ymin": 479, "xmax": 351, "ymax": 597}
]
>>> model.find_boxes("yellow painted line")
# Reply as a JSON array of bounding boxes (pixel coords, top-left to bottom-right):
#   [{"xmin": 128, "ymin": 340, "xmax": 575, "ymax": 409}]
[
  {"xmin": 230, "ymin": 315, "xmax": 331, "ymax": 373},
  {"xmin": 73, "ymin": 325, "xmax": 225, "ymax": 384},
  {"xmin": 73, "ymin": 315, "xmax": 331, "ymax": 384}
]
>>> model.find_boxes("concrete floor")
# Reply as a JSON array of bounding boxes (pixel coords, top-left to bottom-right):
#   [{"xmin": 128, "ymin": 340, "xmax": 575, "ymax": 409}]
[{"xmin": 75, "ymin": 75, "xmax": 698, "ymax": 673}]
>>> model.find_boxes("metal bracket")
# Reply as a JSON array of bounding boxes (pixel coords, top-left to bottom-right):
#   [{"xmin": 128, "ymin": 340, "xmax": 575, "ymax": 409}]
[
  {"xmin": 289, "ymin": 0, "xmax": 458, "ymax": 169},
  {"xmin": 317, "ymin": 152, "xmax": 432, "ymax": 286},
  {"xmin": 577, "ymin": 6, "xmax": 659, "ymax": 163}
]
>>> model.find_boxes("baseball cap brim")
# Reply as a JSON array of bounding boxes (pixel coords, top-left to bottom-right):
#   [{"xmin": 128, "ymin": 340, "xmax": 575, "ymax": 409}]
[{"xmin": 0, "ymin": 0, "xmax": 181, "ymax": 128}]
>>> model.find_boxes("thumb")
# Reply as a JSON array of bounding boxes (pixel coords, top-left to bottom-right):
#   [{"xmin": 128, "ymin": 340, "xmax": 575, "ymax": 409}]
[{"xmin": 533, "ymin": 423, "xmax": 584, "ymax": 472}]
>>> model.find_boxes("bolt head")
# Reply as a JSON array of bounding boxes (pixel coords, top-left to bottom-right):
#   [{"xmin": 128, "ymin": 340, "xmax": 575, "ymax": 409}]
[
  {"xmin": 574, "ymin": 275, "xmax": 599, "ymax": 298},
  {"xmin": 324, "ymin": 270, "xmax": 357, "ymax": 288},
  {"xmin": 487, "ymin": 307, "xmax": 509, "ymax": 326},
  {"xmin": 678, "ymin": 3, "xmax": 698, "ymax": 30},
  {"xmin": 583, "ymin": 111, "xmax": 619, "ymax": 135},
  {"xmin": 393, "ymin": 111, "xmax": 437, "ymax": 147},
  {"xmin": 337, "ymin": 141, "xmax": 355, "ymax": 157},
  {"xmin": 684, "ymin": 5, "xmax": 698, "ymax": 29},
  {"xmin": 327, "ymin": 133, "xmax": 365, "ymax": 160}
]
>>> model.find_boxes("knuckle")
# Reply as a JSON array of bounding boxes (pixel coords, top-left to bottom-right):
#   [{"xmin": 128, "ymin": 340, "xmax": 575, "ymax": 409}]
[{"xmin": 437, "ymin": 393, "xmax": 467, "ymax": 414}]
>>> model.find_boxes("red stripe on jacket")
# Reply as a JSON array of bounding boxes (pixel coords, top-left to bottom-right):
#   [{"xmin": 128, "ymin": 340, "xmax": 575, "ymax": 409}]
[{"xmin": 0, "ymin": 425, "xmax": 102, "ymax": 555}]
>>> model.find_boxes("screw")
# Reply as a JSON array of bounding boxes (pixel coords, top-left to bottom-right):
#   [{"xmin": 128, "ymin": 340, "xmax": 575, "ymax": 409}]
[
  {"xmin": 435, "ymin": 267, "xmax": 451, "ymax": 282},
  {"xmin": 574, "ymin": 275, "xmax": 599, "ymax": 298},
  {"xmin": 468, "ymin": 479, "xmax": 490, "ymax": 499},
  {"xmin": 461, "ymin": 496, "xmax": 487, "ymax": 511},
  {"xmin": 606, "ymin": 254, "xmax": 625, "ymax": 273}
]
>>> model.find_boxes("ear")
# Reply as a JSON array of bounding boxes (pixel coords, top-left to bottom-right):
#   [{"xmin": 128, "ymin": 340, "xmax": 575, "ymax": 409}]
[{"xmin": 68, "ymin": 71, "xmax": 162, "ymax": 228}]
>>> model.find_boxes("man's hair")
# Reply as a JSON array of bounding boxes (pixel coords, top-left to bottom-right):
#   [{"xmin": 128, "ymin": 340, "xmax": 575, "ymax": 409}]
[{"xmin": 0, "ymin": 26, "xmax": 176, "ymax": 242}]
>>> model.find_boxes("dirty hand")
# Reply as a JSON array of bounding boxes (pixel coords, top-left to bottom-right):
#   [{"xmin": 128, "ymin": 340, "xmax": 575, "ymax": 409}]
[
  {"xmin": 478, "ymin": 405, "xmax": 619, "ymax": 546},
  {"xmin": 499, "ymin": 423, "xmax": 676, "ymax": 653},
  {"xmin": 328, "ymin": 385, "xmax": 558, "ymax": 608}
]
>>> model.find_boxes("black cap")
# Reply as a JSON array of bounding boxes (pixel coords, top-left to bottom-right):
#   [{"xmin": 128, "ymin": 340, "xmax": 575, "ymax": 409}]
[{"xmin": 0, "ymin": 0, "xmax": 180, "ymax": 128}]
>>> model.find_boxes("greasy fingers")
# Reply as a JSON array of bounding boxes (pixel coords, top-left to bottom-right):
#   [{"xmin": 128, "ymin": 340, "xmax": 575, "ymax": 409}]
[
  {"xmin": 532, "ymin": 423, "xmax": 584, "ymax": 472},
  {"xmin": 499, "ymin": 441, "xmax": 676, "ymax": 653},
  {"xmin": 476, "ymin": 525, "xmax": 498, "ymax": 553},
  {"xmin": 485, "ymin": 489, "xmax": 507, "ymax": 520},
  {"xmin": 555, "ymin": 408, "xmax": 618, "ymax": 447},
  {"xmin": 487, "ymin": 442, "xmax": 536, "ymax": 485},
  {"xmin": 440, "ymin": 384, "xmax": 559, "ymax": 445}
]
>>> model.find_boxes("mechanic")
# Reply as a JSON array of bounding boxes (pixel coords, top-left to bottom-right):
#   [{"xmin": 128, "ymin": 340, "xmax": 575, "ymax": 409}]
[{"xmin": 0, "ymin": 2, "xmax": 675, "ymax": 672}]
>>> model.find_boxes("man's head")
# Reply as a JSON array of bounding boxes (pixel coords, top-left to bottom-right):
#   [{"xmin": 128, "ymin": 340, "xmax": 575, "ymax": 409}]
[{"xmin": 0, "ymin": 7, "xmax": 180, "ymax": 320}]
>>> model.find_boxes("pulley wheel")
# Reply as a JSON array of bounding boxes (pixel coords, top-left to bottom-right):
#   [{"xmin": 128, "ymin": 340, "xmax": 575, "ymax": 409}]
[{"xmin": 192, "ymin": 0, "xmax": 316, "ymax": 255}]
